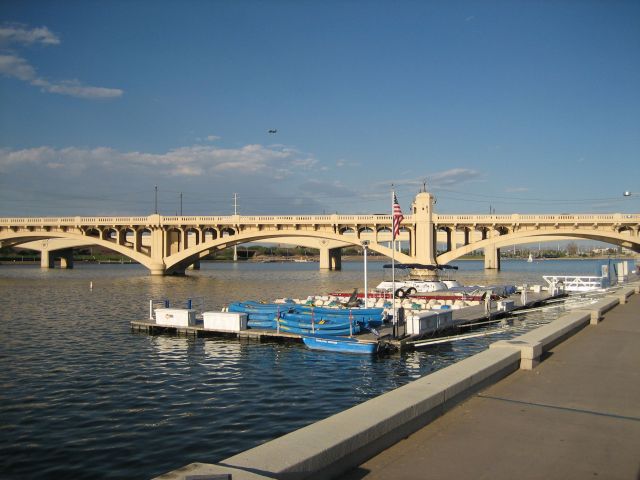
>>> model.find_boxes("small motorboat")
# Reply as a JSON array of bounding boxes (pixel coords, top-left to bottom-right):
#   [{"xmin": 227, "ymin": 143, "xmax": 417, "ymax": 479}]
[{"xmin": 302, "ymin": 335, "xmax": 379, "ymax": 354}]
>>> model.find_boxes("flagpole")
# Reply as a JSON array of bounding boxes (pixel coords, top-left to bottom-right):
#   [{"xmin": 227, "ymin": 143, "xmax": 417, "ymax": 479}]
[{"xmin": 391, "ymin": 187, "xmax": 396, "ymax": 339}]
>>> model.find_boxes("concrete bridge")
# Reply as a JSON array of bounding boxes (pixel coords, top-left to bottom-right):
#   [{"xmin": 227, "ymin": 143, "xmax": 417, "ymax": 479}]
[{"xmin": 1, "ymin": 191, "xmax": 639, "ymax": 275}]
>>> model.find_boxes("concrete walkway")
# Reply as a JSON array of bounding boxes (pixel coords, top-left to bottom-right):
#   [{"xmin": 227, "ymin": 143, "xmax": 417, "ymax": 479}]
[{"xmin": 342, "ymin": 293, "xmax": 640, "ymax": 480}]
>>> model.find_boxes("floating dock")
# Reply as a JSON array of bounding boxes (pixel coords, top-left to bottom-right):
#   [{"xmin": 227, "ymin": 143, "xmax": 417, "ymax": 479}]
[{"xmin": 131, "ymin": 289, "xmax": 560, "ymax": 353}]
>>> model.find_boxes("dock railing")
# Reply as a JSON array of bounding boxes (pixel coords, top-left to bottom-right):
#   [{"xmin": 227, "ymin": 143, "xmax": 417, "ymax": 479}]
[
  {"xmin": 543, "ymin": 275, "xmax": 607, "ymax": 292},
  {"xmin": 148, "ymin": 298, "xmax": 170, "ymax": 320}
]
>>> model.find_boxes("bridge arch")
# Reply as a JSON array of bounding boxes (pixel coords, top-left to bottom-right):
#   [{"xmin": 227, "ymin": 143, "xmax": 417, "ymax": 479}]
[
  {"xmin": 0, "ymin": 231, "xmax": 160, "ymax": 271},
  {"xmin": 437, "ymin": 228, "xmax": 640, "ymax": 265},
  {"xmin": 202, "ymin": 227, "xmax": 218, "ymax": 242},
  {"xmin": 164, "ymin": 230, "xmax": 414, "ymax": 274}
]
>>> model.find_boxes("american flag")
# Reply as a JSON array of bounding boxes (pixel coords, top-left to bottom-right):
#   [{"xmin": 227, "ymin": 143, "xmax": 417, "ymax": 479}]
[{"xmin": 393, "ymin": 193, "xmax": 404, "ymax": 239}]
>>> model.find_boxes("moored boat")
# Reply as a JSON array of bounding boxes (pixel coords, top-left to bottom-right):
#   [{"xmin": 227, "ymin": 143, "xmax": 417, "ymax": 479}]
[
  {"xmin": 278, "ymin": 315, "xmax": 356, "ymax": 330},
  {"xmin": 279, "ymin": 323, "xmax": 361, "ymax": 336},
  {"xmin": 302, "ymin": 335, "xmax": 378, "ymax": 354},
  {"xmin": 331, "ymin": 263, "xmax": 516, "ymax": 303}
]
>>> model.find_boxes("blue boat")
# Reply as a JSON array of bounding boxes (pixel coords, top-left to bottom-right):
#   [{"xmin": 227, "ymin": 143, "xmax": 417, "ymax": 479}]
[
  {"xmin": 296, "ymin": 305, "xmax": 383, "ymax": 317},
  {"xmin": 227, "ymin": 300, "xmax": 385, "ymax": 331},
  {"xmin": 244, "ymin": 312, "xmax": 279, "ymax": 321},
  {"xmin": 279, "ymin": 314, "xmax": 355, "ymax": 329},
  {"xmin": 302, "ymin": 336, "xmax": 378, "ymax": 354},
  {"xmin": 278, "ymin": 324, "xmax": 360, "ymax": 336},
  {"xmin": 228, "ymin": 303, "xmax": 291, "ymax": 315},
  {"xmin": 247, "ymin": 319, "xmax": 277, "ymax": 329},
  {"xmin": 283, "ymin": 310, "xmax": 383, "ymax": 328}
]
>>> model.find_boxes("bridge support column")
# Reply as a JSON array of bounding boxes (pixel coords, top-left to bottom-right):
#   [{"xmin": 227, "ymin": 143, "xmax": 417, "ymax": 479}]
[
  {"xmin": 148, "ymin": 222, "xmax": 168, "ymax": 275},
  {"xmin": 484, "ymin": 246, "xmax": 501, "ymax": 270},
  {"xmin": 40, "ymin": 249, "xmax": 54, "ymax": 269},
  {"xmin": 58, "ymin": 249, "xmax": 74, "ymax": 269},
  {"xmin": 331, "ymin": 248, "xmax": 342, "ymax": 270},
  {"xmin": 319, "ymin": 247, "xmax": 342, "ymax": 270},
  {"xmin": 134, "ymin": 230, "xmax": 142, "ymax": 253},
  {"xmin": 412, "ymin": 190, "xmax": 437, "ymax": 264},
  {"xmin": 149, "ymin": 263, "xmax": 166, "ymax": 275},
  {"xmin": 187, "ymin": 260, "xmax": 201, "ymax": 270}
]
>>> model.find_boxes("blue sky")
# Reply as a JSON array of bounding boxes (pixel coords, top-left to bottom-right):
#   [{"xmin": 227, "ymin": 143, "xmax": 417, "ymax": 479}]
[{"xmin": 1, "ymin": 0, "xmax": 639, "ymax": 217}]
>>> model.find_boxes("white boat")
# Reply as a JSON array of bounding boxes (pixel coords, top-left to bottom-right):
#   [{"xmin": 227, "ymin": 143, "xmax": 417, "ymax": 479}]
[
  {"xmin": 376, "ymin": 279, "xmax": 459, "ymax": 293},
  {"xmin": 376, "ymin": 264, "xmax": 464, "ymax": 295},
  {"xmin": 528, "ymin": 253, "xmax": 533, "ymax": 263}
]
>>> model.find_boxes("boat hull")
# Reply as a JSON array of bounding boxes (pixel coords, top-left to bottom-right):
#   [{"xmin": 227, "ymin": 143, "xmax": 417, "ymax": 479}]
[
  {"xmin": 278, "ymin": 324, "xmax": 360, "ymax": 336},
  {"xmin": 302, "ymin": 336, "xmax": 378, "ymax": 354},
  {"xmin": 279, "ymin": 316, "xmax": 356, "ymax": 330}
]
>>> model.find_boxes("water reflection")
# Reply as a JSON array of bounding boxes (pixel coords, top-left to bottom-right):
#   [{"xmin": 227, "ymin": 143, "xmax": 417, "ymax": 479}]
[{"xmin": 149, "ymin": 335, "xmax": 192, "ymax": 359}]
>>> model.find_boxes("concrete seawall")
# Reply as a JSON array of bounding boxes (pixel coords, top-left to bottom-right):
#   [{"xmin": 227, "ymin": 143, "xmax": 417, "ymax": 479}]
[{"xmin": 156, "ymin": 282, "xmax": 640, "ymax": 480}]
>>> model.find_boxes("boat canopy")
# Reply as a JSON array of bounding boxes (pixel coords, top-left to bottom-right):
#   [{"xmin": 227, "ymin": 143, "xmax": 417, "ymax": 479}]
[{"xmin": 382, "ymin": 263, "xmax": 458, "ymax": 270}]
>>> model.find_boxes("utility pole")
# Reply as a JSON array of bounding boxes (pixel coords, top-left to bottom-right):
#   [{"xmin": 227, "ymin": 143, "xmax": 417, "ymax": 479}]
[
  {"xmin": 179, "ymin": 192, "xmax": 183, "ymax": 216},
  {"xmin": 233, "ymin": 193, "xmax": 238, "ymax": 262},
  {"xmin": 154, "ymin": 185, "xmax": 158, "ymax": 214}
]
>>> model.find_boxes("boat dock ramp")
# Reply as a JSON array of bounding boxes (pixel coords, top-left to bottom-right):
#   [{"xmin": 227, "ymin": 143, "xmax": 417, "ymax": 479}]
[{"xmin": 131, "ymin": 286, "xmax": 562, "ymax": 353}]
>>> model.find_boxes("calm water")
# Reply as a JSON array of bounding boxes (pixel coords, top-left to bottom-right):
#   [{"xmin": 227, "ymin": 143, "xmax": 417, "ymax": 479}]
[{"xmin": 0, "ymin": 259, "xmax": 626, "ymax": 479}]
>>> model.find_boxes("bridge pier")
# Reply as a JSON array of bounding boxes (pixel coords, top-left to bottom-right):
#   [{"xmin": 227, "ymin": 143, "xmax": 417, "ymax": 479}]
[
  {"xmin": 40, "ymin": 249, "xmax": 54, "ymax": 269},
  {"xmin": 319, "ymin": 247, "xmax": 342, "ymax": 270},
  {"xmin": 40, "ymin": 248, "xmax": 74, "ymax": 269},
  {"xmin": 445, "ymin": 229, "xmax": 452, "ymax": 252},
  {"xmin": 187, "ymin": 260, "xmax": 201, "ymax": 270},
  {"xmin": 484, "ymin": 246, "xmax": 501, "ymax": 270},
  {"xmin": 58, "ymin": 249, "xmax": 74, "ymax": 269},
  {"xmin": 149, "ymin": 262, "xmax": 167, "ymax": 276}
]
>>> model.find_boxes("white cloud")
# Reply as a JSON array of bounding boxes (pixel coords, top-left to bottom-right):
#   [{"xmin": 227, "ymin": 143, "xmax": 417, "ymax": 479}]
[
  {"xmin": 0, "ymin": 143, "xmax": 327, "ymax": 215},
  {"xmin": 428, "ymin": 168, "xmax": 482, "ymax": 186},
  {"xmin": 505, "ymin": 186, "xmax": 529, "ymax": 193},
  {"xmin": 206, "ymin": 135, "xmax": 221, "ymax": 142},
  {"xmin": 373, "ymin": 168, "xmax": 482, "ymax": 190},
  {"xmin": 0, "ymin": 144, "xmax": 316, "ymax": 178},
  {"xmin": 39, "ymin": 79, "xmax": 123, "ymax": 99},
  {"xmin": 0, "ymin": 23, "xmax": 122, "ymax": 99},
  {"xmin": 336, "ymin": 159, "xmax": 362, "ymax": 168},
  {"xmin": 0, "ymin": 24, "xmax": 60, "ymax": 46},
  {"xmin": 0, "ymin": 54, "xmax": 37, "ymax": 81}
]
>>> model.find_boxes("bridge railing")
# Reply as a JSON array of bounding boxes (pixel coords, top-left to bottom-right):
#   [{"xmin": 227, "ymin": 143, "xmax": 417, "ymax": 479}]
[
  {"xmin": 434, "ymin": 213, "xmax": 640, "ymax": 223},
  {"xmin": 0, "ymin": 214, "xmax": 409, "ymax": 226},
  {"xmin": 1, "ymin": 212, "xmax": 638, "ymax": 228}
]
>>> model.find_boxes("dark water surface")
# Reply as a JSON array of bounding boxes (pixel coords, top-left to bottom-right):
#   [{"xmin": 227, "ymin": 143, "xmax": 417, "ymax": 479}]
[{"xmin": 0, "ymin": 259, "xmax": 623, "ymax": 479}]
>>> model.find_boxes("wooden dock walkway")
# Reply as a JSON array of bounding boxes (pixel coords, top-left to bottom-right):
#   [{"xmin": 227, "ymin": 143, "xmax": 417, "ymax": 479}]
[{"xmin": 130, "ymin": 320, "xmax": 304, "ymax": 342}]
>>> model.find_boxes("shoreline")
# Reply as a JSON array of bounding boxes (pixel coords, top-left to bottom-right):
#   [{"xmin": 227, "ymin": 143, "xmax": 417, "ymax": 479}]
[{"xmin": 1, "ymin": 255, "xmax": 637, "ymax": 266}]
